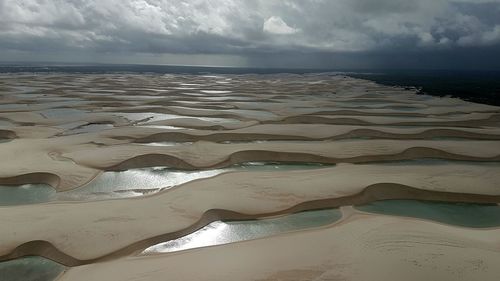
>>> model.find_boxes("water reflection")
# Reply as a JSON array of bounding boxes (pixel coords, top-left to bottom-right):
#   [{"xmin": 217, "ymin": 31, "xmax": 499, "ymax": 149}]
[
  {"xmin": 58, "ymin": 163, "xmax": 328, "ymax": 201},
  {"xmin": 142, "ymin": 208, "xmax": 341, "ymax": 254},
  {"xmin": 136, "ymin": 125, "xmax": 188, "ymax": 130},
  {"xmin": 56, "ymin": 167, "xmax": 224, "ymax": 201},
  {"xmin": 114, "ymin": 112, "xmax": 240, "ymax": 125},
  {"xmin": 112, "ymin": 112, "xmax": 182, "ymax": 123},
  {"xmin": 1, "ymin": 163, "xmax": 330, "ymax": 204}
]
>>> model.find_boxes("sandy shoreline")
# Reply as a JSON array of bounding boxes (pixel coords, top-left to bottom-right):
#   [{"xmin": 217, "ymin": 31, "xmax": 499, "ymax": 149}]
[{"xmin": 59, "ymin": 214, "xmax": 500, "ymax": 281}]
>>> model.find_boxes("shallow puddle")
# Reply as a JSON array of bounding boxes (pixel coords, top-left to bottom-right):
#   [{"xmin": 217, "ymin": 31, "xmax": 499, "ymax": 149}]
[
  {"xmin": 56, "ymin": 167, "xmax": 225, "ymax": 201},
  {"xmin": 1, "ymin": 163, "xmax": 330, "ymax": 204},
  {"xmin": 0, "ymin": 256, "xmax": 65, "ymax": 281},
  {"xmin": 0, "ymin": 184, "xmax": 56, "ymax": 206},
  {"xmin": 142, "ymin": 208, "xmax": 342, "ymax": 254},
  {"xmin": 114, "ymin": 112, "xmax": 239, "ymax": 125},
  {"xmin": 355, "ymin": 200, "xmax": 500, "ymax": 228},
  {"xmin": 57, "ymin": 163, "xmax": 329, "ymax": 201},
  {"xmin": 112, "ymin": 112, "xmax": 183, "ymax": 123},
  {"xmin": 136, "ymin": 125, "xmax": 189, "ymax": 130}
]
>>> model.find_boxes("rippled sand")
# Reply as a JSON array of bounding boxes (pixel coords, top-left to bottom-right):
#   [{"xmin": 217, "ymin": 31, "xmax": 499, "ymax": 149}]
[{"xmin": 0, "ymin": 73, "xmax": 499, "ymax": 281}]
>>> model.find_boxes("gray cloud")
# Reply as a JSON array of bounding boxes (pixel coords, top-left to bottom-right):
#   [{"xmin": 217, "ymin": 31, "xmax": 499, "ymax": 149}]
[{"xmin": 0, "ymin": 0, "xmax": 499, "ymax": 68}]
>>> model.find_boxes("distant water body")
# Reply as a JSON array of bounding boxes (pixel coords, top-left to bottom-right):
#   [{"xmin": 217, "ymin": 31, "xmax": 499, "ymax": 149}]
[
  {"xmin": 0, "ymin": 64, "xmax": 498, "ymax": 106},
  {"xmin": 350, "ymin": 70, "xmax": 500, "ymax": 106}
]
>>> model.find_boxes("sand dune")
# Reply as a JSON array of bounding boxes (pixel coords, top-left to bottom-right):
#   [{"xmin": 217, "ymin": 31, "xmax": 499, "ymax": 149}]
[{"xmin": 0, "ymin": 73, "xmax": 498, "ymax": 280}]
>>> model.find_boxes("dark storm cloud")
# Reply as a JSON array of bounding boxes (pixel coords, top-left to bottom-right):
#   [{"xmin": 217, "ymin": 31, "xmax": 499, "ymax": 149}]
[{"xmin": 0, "ymin": 0, "xmax": 499, "ymax": 68}]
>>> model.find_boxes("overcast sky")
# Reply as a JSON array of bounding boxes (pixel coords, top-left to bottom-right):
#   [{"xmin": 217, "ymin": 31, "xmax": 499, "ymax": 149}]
[{"xmin": 1, "ymin": 0, "xmax": 499, "ymax": 69}]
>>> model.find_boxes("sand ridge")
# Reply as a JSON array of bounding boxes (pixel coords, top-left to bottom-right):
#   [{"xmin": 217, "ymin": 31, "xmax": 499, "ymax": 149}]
[{"xmin": 0, "ymin": 73, "xmax": 499, "ymax": 280}]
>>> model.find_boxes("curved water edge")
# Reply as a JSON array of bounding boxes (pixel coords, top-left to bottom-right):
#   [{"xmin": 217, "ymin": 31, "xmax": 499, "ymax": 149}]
[
  {"xmin": 143, "ymin": 199, "xmax": 500, "ymax": 254},
  {"xmin": 2, "ymin": 185, "xmax": 500, "ymax": 266},
  {"xmin": 111, "ymin": 112, "xmax": 242, "ymax": 125},
  {"xmin": 2, "ymin": 159, "xmax": 500, "ymax": 205},
  {"xmin": 0, "ymin": 162, "xmax": 330, "ymax": 204},
  {"xmin": 0, "ymin": 256, "xmax": 65, "ymax": 281},
  {"xmin": 355, "ymin": 199, "xmax": 500, "ymax": 228},
  {"xmin": 142, "ymin": 208, "xmax": 342, "ymax": 254},
  {"xmin": 57, "ymin": 162, "xmax": 329, "ymax": 201}
]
